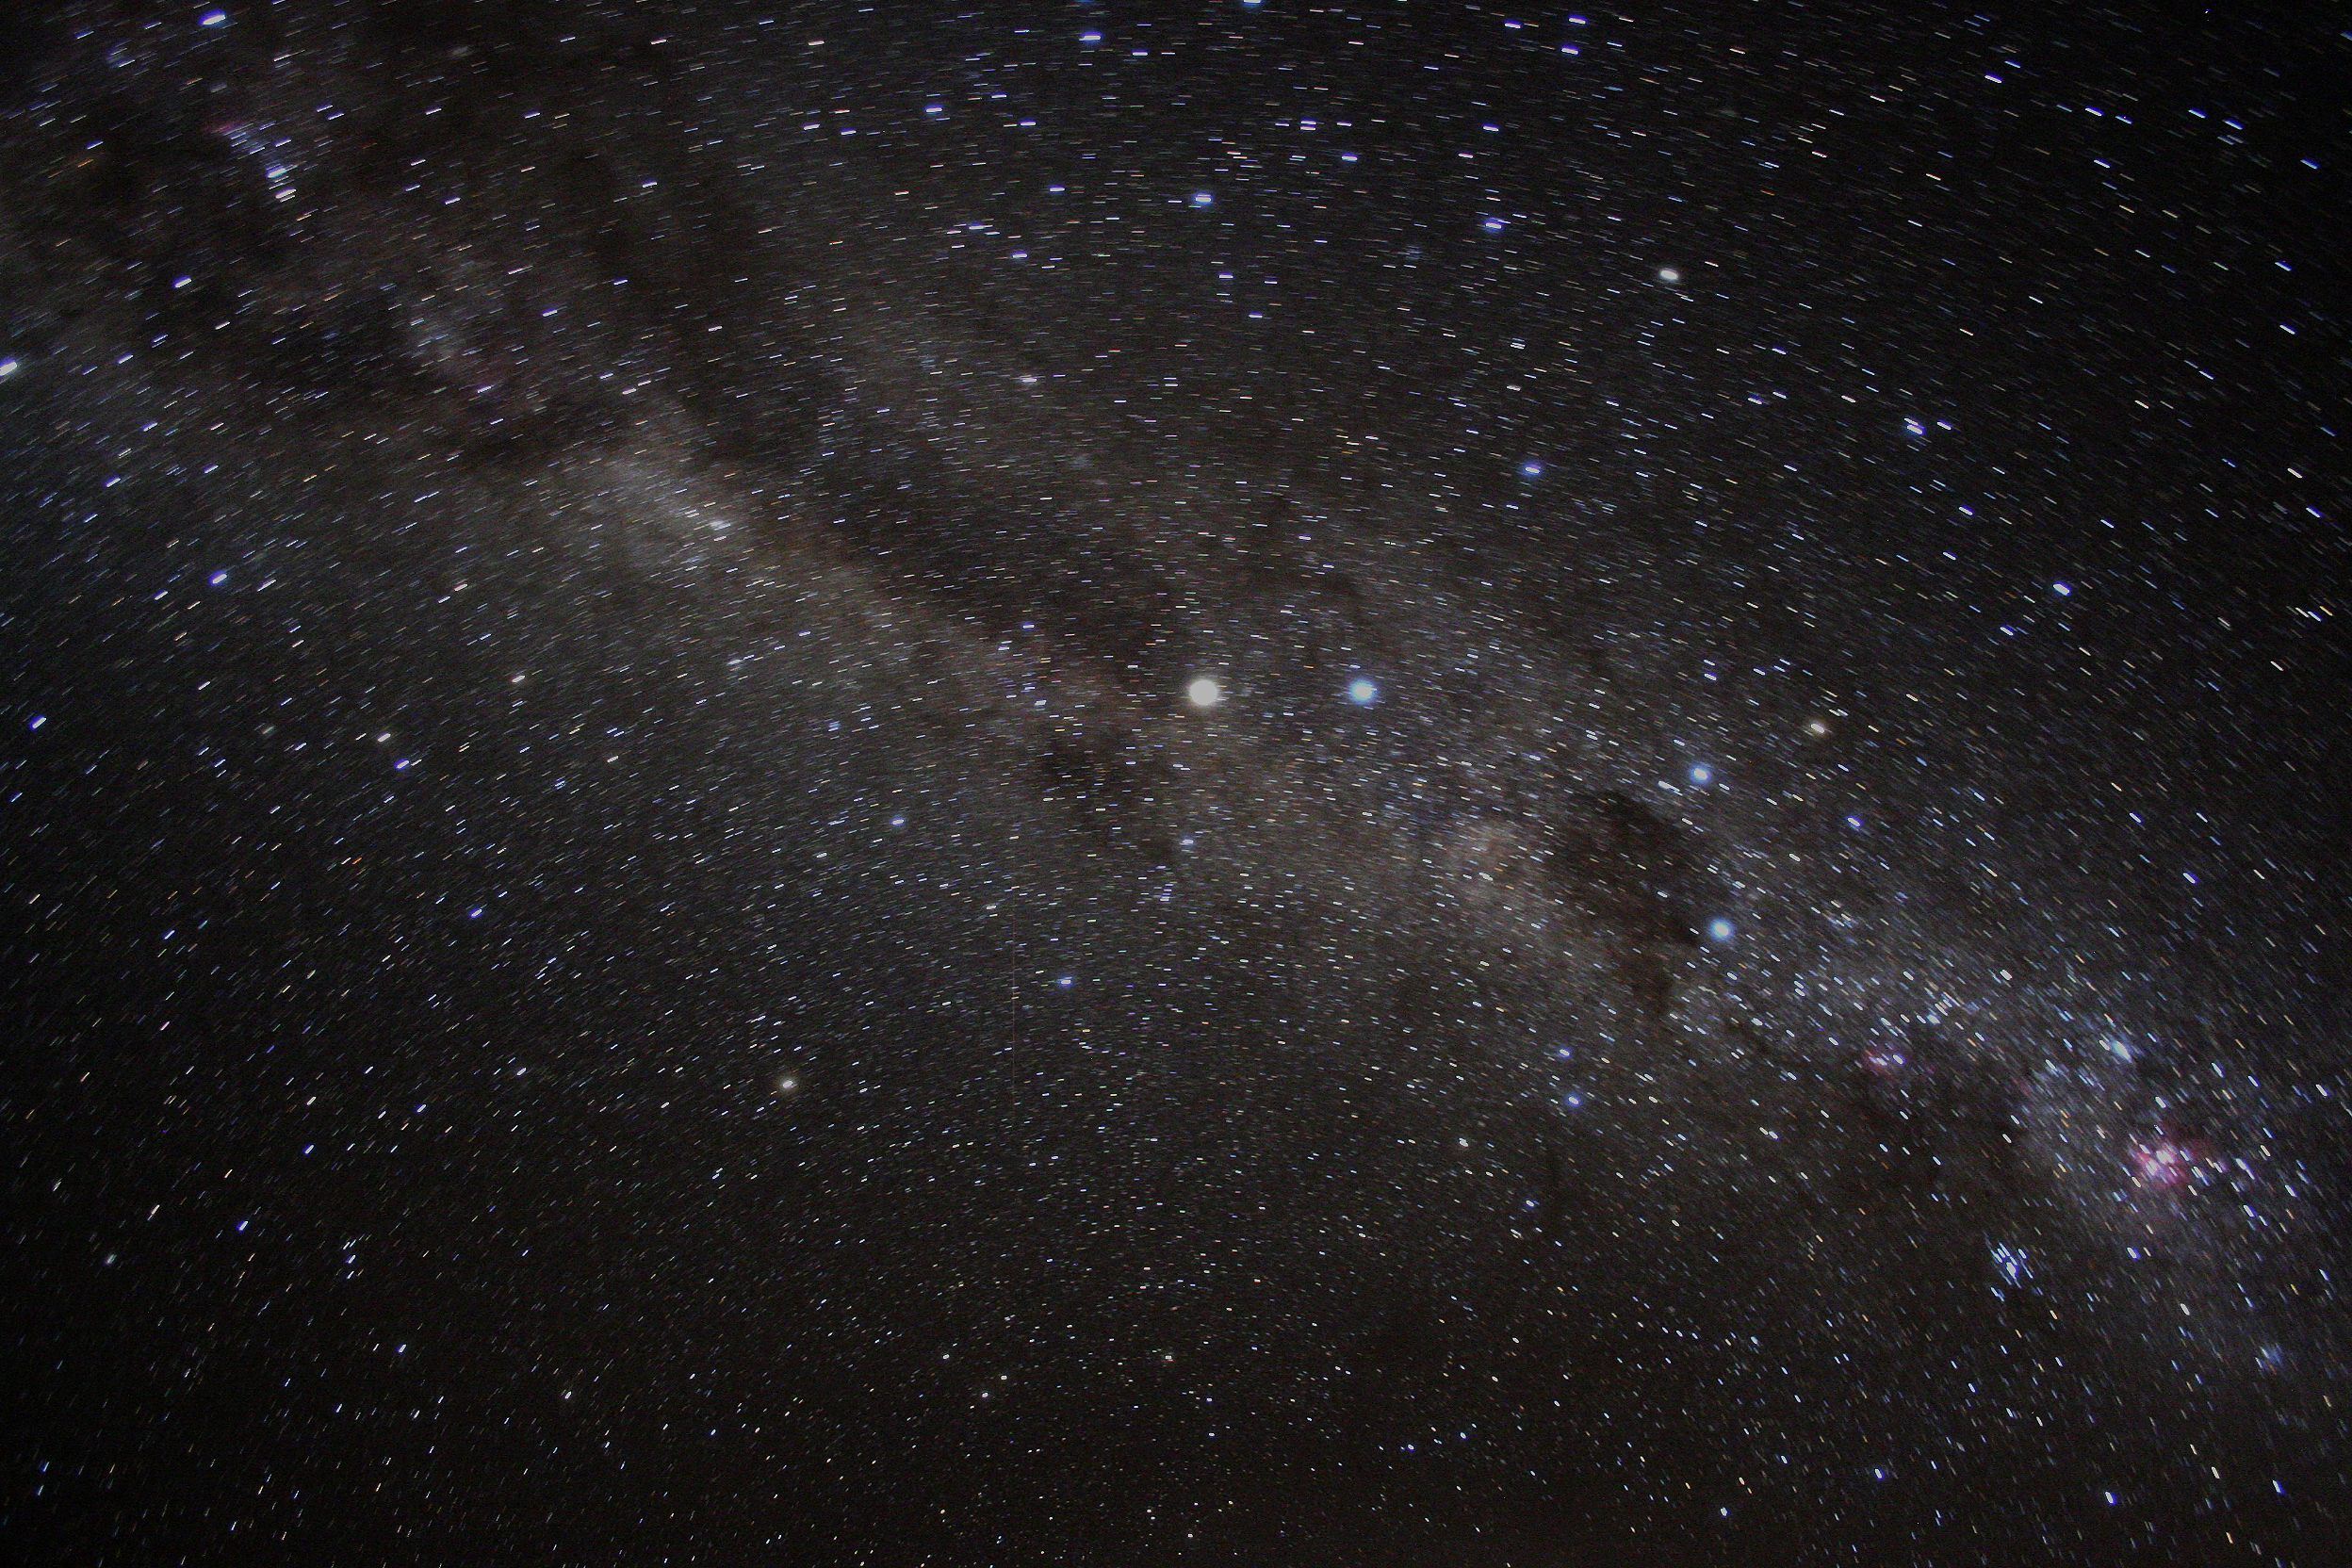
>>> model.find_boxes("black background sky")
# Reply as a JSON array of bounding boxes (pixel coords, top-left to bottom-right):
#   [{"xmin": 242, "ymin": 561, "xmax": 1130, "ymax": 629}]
[{"xmin": 3, "ymin": 2, "xmax": 2348, "ymax": 1563}]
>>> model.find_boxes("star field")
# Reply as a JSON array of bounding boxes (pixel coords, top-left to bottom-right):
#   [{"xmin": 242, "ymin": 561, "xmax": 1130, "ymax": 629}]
[{"xmin": 3, "ymin": 3, "xmax": 2347, "ymax": 1563}]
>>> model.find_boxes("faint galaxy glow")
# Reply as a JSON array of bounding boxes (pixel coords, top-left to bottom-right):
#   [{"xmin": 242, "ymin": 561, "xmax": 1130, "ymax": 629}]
[{"xmin": 2, "ymin": 4, "xmax": 2337, "ymax": 1560}]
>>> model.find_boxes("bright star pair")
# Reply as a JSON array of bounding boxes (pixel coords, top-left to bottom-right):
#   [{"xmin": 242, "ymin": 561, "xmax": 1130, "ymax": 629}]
[{"xmin": 1185, "ymin": 676, "xmax": 1380, "ymax": 709}]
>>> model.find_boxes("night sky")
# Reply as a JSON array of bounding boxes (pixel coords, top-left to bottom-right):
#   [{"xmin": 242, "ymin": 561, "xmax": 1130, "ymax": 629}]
[{"xmin": 4, "ymin": 2, "xmax": 2348, "ymax": 1563}]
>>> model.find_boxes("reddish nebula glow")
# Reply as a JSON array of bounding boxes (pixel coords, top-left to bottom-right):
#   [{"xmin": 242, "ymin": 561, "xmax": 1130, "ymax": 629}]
[{"xmin": 2130, "ymin": 1135, "xmax": 2208, "ymax": 1193}]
